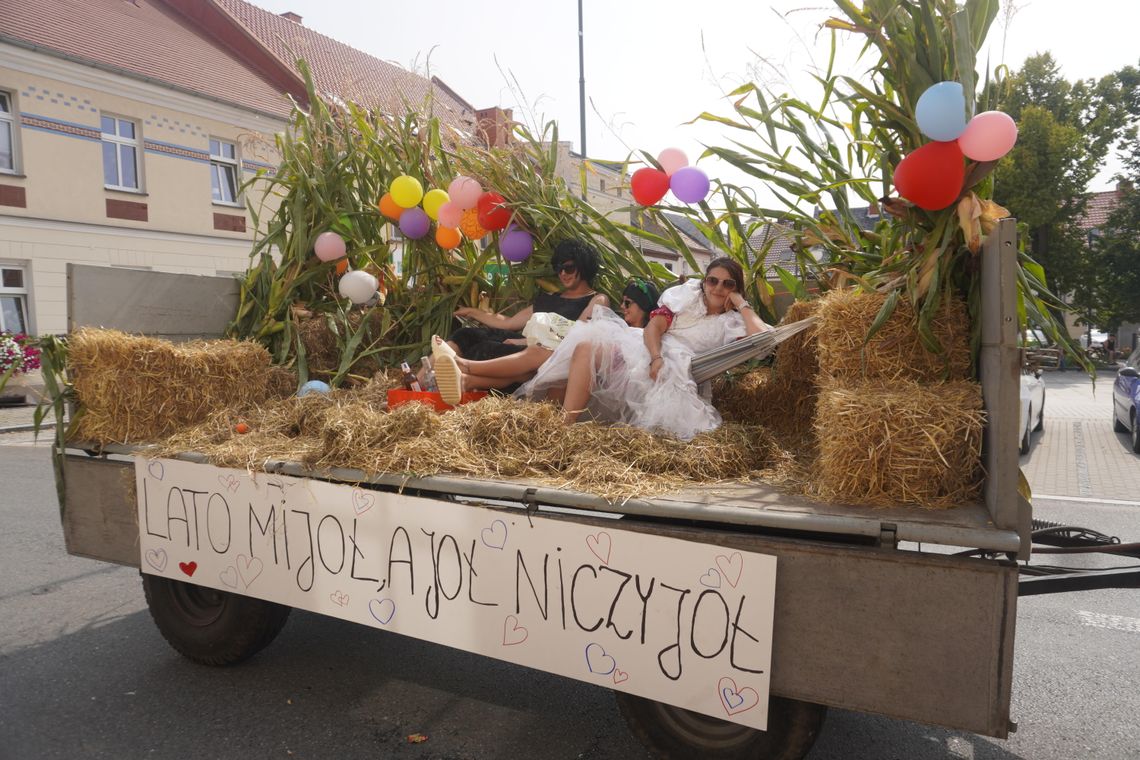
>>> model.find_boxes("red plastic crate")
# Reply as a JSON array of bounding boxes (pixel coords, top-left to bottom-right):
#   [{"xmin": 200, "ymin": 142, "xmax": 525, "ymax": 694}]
[{"xmin": 386, "ymin": 388, "xmax": 488, "ymax": 412}]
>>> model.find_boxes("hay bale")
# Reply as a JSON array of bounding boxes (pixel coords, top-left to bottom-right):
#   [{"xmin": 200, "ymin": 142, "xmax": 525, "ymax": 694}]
[
  {"xmin": 815, "ymin": 290, "xmax": 971, "ymax": 382},
  {"xmin": 70, "ymin": 328, "xmax": 276, "ymax": 444},
  {"xmin": 296, "ymin": 312, "xmax": 384, "ymax": 384},
  {"xmin": 812, "ymin": 378, "xmax": 985, "ymax": 508}
]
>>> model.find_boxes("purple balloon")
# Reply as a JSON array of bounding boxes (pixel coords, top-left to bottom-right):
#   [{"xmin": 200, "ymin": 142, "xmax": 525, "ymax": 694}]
[
  {"xmin": 398, "ymin": 207, "xmax": 430, "ymax": 239},
  {"xmin": 500, "ymin": 226, "xmax": 534, "ymax": 263},
  {"xmin": 670, "ymin": 166, "xmax": 710, "ymax": 204}
]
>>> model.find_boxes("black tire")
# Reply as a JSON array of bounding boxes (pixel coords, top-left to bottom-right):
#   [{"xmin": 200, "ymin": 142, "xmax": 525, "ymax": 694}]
[
  {"xmin": 1019, "ymin": 411, "xmax": 1031, "ymax": 456},
  {"xmin": 615, "ymin": 692, "xmax": 826, "ymax": 760},
  {"xmin": 141, "ymin": 574, "xmax": 291, "ymax": 666},
  {"xmin": 1034, "ymin": 393, "xmax": 1045, "ymax": 432},
  {"xmin": 1131, "ymin": 412, "xmax": 1140, "ymax": 454}
]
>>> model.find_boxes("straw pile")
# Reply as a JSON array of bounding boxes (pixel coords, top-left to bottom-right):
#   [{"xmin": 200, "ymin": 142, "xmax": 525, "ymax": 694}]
[
  {"xmin": 296, "ymin": 312, "xmax": 384, "ymax": 383},
  {"xmin": 155, "ymin": 392, "xmax": 795, "ymax": 502},
  {"xmin": 811, "ymin": 378, "xmax": 985, "ymax": 508},
  {"xmin": 69, "ymin": 328, "xmax": 284, "ymax": 444}
]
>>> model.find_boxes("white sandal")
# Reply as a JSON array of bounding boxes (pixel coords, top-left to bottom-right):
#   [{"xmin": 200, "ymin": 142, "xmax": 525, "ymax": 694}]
[{"xmin": 431, "ymin": 336, "xmax": 463, "ymax": 405}]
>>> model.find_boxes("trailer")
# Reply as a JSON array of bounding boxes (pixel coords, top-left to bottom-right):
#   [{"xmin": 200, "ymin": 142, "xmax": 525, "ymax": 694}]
[{"xmin": 50, "ymin": 221, "xmax": 1138, "ymax": 759}]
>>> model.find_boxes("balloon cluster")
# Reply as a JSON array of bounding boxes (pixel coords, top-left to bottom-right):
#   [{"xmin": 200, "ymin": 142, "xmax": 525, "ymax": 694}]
[
  {"xmin": 892, "ymin": 82, "xmax": 1019, "ymax": 211},
  {"xmin": 630, "ymin": 148, "xmax": 710, "ymax": 206},
  {"xmin": 312, "ymin": 231, "xmax": 378, "ymax": 305}
]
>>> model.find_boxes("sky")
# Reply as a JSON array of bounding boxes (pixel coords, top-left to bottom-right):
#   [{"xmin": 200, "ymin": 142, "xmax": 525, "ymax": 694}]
[{"xmin": 254, "ymin": 0, "xmax": 1140, "ymax": 196}]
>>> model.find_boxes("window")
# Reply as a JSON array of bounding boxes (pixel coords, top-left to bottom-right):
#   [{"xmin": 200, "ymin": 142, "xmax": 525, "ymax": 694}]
[
  {"xmin": 210, "ymin": 138, "xmax": 239, "ymax": 204},
  {"xmin": 101, "ymin": 114, "xmax": 140, "ymax": 191},
  {"xmin": 0, "ymin": 90, "xmax": 17, "ymax": 173},
  {"xmin": 0, "ymin": 265, "xmax": 29, "ymax": 334}
]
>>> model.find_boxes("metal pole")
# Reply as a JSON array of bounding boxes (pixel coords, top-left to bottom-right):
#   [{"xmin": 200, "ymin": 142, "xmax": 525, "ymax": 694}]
[{"xmin": 578, "ymin": 0, "xmax": 587, "ymax": 196}]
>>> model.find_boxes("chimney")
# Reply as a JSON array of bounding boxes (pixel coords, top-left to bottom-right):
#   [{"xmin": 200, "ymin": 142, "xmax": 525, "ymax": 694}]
[
  {"xmin": 1118, "ymin": 179, "xmax": 1134, "ymax": 193},
  {"xmin": 475, "ymin": 107, "xmax": 513, "ymax": 148},
  {"xmin": 280, "ymin": 11, "xmax": 303, "ymax": 24}
]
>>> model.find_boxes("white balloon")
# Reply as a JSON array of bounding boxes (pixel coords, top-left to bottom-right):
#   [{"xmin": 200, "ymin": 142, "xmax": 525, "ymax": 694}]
[{"xmin": 338, "ymin": 270, "xmax": 378, "ymax": 304}]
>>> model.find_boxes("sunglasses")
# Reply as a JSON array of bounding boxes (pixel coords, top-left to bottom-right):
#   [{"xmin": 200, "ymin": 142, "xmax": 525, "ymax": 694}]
[
  {"xmin": 555, "ymin": 262, "xmax": 578, "ymax": 275},
  {"xmin": 703, "ymin": 275, "xmax": 738, "ymax": 290}
]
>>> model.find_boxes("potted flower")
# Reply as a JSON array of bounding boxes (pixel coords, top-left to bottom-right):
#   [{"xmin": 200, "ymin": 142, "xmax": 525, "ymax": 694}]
[{"xmin": 0, "ymin": 332, "xmax": 42, "ymax": 406}]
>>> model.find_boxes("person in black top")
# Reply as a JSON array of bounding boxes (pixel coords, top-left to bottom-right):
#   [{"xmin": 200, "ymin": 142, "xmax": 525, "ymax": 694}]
[{"xmin": 445, "ymin": 240, "xmax": 608, "ymax": 360}]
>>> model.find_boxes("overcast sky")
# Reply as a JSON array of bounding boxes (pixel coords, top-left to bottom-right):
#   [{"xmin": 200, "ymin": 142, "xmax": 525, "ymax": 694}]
[{"xmin": 255, "ymin": 0, "xmax": 1139, "ymax": 195}]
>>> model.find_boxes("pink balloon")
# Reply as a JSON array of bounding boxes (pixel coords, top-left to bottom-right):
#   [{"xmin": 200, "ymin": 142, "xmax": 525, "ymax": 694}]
[
  {"xmin": 657, "ymin": 147, "xmax": 689, "ymax": 176},
  {"xmin": 437, "ymin": 201, "xmax": 462, "ymax": 228},
  {"xmin": 957, "ymin": 111, "xmax": 1018, "ymax": 162},
  {"xmin": 314, "ymin": 231, "xmax": 346, "ymax": 262},
  {"xmin": 447, "ymin": 176, "xmax": 483, "ymax": 210}
]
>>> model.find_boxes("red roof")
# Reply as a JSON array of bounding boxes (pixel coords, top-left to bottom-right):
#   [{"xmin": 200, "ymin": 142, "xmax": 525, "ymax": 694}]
[
  {"xmin": 1078, "ymin": 189, "xmax": 1121, "ymax": 232},
  {"xmin": 0, "ymin": 0, "xmax": 295, "ymax": 119}
]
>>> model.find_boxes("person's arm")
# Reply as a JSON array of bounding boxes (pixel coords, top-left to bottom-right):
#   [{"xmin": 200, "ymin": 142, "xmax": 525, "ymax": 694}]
[
  {"xmin": 644, "ymin": 313, "xmax": 670, "ymax": 380},
  {"xmin": 454, "ymin": 305, "xmax": 534, "ymax": 331},
  {"xmin": 727, "ymin": 292, "xmax": 770, "ymax": 336},
  {"xmin": 576, "ymin": 294, "xmax": 609, "ymax": 321}
]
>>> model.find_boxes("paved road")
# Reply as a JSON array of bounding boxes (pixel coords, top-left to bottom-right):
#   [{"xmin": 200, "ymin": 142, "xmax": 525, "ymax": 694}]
[{"xmin": 1, "ymin": 371, "xmax": 1137, "ymax": 759}]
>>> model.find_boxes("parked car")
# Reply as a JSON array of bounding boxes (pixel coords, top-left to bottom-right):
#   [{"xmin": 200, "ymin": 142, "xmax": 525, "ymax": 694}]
[
  {"xmin": 1019, "ymin": 369, "xmax": 1045, "ymax": 455},
  {"xmin": 1079, "ymin": 330, "xmax": 1108, "ymax": 350},
  {"xmin": 1112, "ymin": 346, "xmax": 1140, "ymax": 454}
]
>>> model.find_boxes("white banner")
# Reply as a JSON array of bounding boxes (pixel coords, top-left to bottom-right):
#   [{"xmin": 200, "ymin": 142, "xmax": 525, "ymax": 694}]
[{"xmin": 136, "ymin": 458, "xmax": 777, "ymax": 729}]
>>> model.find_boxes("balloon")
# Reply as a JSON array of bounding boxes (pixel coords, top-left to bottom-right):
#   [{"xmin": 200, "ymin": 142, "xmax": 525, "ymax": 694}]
[
  {"xmin": 448, "ymin": 176, "xmax": 483, "ymax": 209},
  {"xmin": 398, "ymin": 207, "xmax": 431, "ymax": 239},
  {"xmin": 435, "ymin": 226, "xmax": 462, "ymax": 250},
  {"xmin": 389, "ymin": 175, "xmax": 423, "ymax": 208},
  {"xmin": 892, "ymin": 140, "xmax": 965, "ymax": 211},
  {"xmin": 630, "ymin": 167, "xmax": 670, "ymax": 206},
  {"xmin": 476, "ymin": 191, "xmax": 511, "ymax": 231},
  {"xmin": 377, "ymin": 192, "xmax": 404, "ymax": 221},
  {"xmin": 670, "ymin": 166, "xmax": 710, "ymax": 204},
  {"xmin": 499, "ymin": 225, "xmax": 534, "ymax": 262},
  {"xmin": 423, "ymin": 188, "xmax": 449, "ymax": 220},
  {"xmin": 437, "ymin": 200, "xmax": 462, "ymax": 228},
  {"xmin": 958, "ymin": 111, "xmax": 1019, "ymax": 162},
  {"xmin": 314, "ymin": 231, "xmax": 346, "ymax": 262},
  {"xmin": 335, "ymin": 258, "xmax": 349, "ymax": 275},
  {"xmin": 459, "ymin": 208, "xmax": 488, "ymax": 239},
  {"xmin": 298, "ymin": 380, "xmax": 331, "ymax": 397},
  {"xmin": 915, "ymin": 81, "xmax": 969, "ymax": 142},
  {"xmin": 657, "ymin": 147, "xmax": 689, "ymax": 176},
  {"xmin": 338, "ymin": 270, "xmax": 378, "ymax": 304}
]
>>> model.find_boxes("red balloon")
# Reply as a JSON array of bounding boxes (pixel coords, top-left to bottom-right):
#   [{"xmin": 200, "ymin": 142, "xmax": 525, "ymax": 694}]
[
  {"xmin": 476, "ymin": 191, "xmax": 511, "ymax": 232},
  {"xmin": 630, "ymin": 167, "xmax": 670, "ymax": 206},
  {"xmin": 892, "ymin": 141, "xmax": 965, "ymax": 211}
]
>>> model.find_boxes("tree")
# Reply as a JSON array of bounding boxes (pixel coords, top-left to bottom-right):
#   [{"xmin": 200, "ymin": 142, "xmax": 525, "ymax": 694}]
[{"xmin": 1089, "ymin": 142, "xmax": 1140, "ymax": 331}]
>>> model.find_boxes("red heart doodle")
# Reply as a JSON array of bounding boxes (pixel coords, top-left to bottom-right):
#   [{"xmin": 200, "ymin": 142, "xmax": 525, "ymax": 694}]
[
  {"xmin": 586, "ymin": 532, "xmax": 612, "ymax": 565},
  {"xmin": 613, "ymin": 669, "xmax": 629, "ymax": 685},
  {"xmin": 718, "ymin": 676, "xmax": 760, "ymax": 716},
  {"xmin": 178, "ymin": 561, "xmax": 198, "ymax": 577},
  {"xmin": 716, "ymin": 552, "xmax": 744, "ymax": 588},
  {"xmin": 502, "ymin": 615, "xmax": 529, "ymax": 646}
]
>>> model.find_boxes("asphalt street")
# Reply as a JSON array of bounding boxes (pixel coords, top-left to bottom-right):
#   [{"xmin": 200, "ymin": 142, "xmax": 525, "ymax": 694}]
[{"xmin": 0, "ymin": 370, "xmax": 1137, "ymax": 759}]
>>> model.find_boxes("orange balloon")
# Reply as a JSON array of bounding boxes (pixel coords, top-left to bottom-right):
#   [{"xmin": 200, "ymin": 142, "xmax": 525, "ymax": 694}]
[
  {"xmin": 435, "ymin": 226, "xmax": 462, "ymax": 250},
  {"xmin": 459, "ymin": 208, "xmax": 488, "ymax": 240},
  {"xmin": 335, "ymin": 258, "xmax": 349, "ymax": 275},
  {"xmin": 378, "ymin": 193, "xmax": 403, "ymax": 221}
]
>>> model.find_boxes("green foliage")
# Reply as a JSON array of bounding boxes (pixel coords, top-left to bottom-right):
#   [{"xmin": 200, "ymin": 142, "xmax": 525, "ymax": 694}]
[{"xmin": 1088, "ymin": 144, "xmax": 1140, "ymax": 330}]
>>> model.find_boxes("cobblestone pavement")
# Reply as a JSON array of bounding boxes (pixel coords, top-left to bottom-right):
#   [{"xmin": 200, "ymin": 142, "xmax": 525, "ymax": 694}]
[{"xmin": 1020, "ymin": 369, "xmax": 1140, "ymax": 503}]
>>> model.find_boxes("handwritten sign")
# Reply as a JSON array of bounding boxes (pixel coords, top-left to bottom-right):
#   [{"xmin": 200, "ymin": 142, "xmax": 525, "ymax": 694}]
[{"xmin": 135, "ymin": 458, "xmax": 777, "ymax": 729}]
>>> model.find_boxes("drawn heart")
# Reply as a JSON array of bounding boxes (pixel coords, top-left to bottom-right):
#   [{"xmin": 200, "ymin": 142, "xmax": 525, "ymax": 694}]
[
  {"xmin": 369, "ymin": 598, "xmax": 396, "ymax": 625},
  {"xmin": 585, "ymin": 643, "xmax": 616, "ymax": 676},
  {"xmin": 700, "ymin": 568, "xmax": 722, "ymax": 589},
  {"xmin": 612, "ymin": 669, "xmax": 629, "ymax": 685},
  {"xmin": 351, "ymin": 488, "xmax": 375, "ymax": 515},
  {"xmin": 146, "ymin": 460, "xmax": 165, "ymax": 481},
  {"xmin": 217, "ymin": 474, "xmax": 240, "ymax": 493},
  {"xmin": 144, "ymin": 548, "xmax": 168, "ymax": 572},
  {"xmin": 178, "ymin": 561, "xmax": 197, "ymax": 577},
  {"xmin": 481, "ymin": 519, "xmax": 508, "ymax": 550},
  {"xmin": 237, "ymin": 554, "xmax": 263, "ymax": 587},
  {"xmin": 716, "ymin": 552, "xmax": 744, "ymax": 588},
  {"xmin": 329, "ymin": 590, "xmax": 350, "ymax": 607},
  {"xmin": 718, "ymin": 677, "xmax": 760, "ymax": 716},
  {"xmin": 502, "ymin": 615, "xmax": 528, "ymax": 646},
  {"xmin": 586, "ymin": 532, "xmax": 612, "ymax": 565},
  {"xmin": 219, "ymin": 566, "xmax": 238, "ymax": 588}
]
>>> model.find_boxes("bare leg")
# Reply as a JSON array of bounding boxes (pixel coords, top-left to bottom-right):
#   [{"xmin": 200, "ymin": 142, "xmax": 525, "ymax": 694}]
[
  {"xmin": 463, "ymin": 372, "xmax": 534, "ymax": 391},
  {"xmin": 459, "ymin": 346, "xmax": 552, "ymax": 379},
  {"xmin": 561, "ymin": 341, "xmax": 597, "ymax": 424}
]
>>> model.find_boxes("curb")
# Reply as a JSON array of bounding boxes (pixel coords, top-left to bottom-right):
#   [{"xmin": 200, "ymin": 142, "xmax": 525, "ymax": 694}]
[{"xmin": 0, "ymin": 422, "xmax": 56, "ymax": 434}]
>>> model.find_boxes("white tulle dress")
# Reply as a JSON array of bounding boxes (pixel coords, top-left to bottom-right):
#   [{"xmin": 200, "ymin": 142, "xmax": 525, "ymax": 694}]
[{"xmin": 516, "ymin": 280, "xmax": 746, "ymax": 440}]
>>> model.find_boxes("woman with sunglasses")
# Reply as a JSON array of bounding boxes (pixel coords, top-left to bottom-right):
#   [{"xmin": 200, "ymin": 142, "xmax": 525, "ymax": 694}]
[
  {"xmin": 553, "ymin": 257, "xmax": 770, "ymax": 440},
  {"xmin": 444, "ymin": 240, "xmax": 606, "ymax": 362}
]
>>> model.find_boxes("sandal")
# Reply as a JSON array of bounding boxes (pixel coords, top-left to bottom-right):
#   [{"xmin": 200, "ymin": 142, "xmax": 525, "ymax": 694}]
[{"xmin": 432, "ymin": 336, "xmax": 463, "ymax": 405}]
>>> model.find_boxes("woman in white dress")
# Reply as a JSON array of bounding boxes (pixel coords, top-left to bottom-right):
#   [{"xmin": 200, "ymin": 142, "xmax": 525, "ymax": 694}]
[{"xmin": 522, "ymin": 257, "xmax": 771, "ymax": 440}]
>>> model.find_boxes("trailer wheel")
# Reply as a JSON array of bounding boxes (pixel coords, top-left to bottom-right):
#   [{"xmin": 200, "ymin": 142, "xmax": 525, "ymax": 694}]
[
  {"xmin": 614, "ymin": 692, "xmax": 826, "ymax": 760},
  {"xmin": 141, "ymin": 574, "xmax": 290, "ymax": 666}
]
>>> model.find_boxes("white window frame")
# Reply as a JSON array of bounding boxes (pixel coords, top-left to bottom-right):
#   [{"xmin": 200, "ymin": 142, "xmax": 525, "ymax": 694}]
[
  {"xmin": 0, "ymin": 89, "xmax": 20, "ymax": 175},
  {"xmin": 101, "ymin": 113, "xmax": 142, "ymax": 192},
  {"xmin": 0, "ymin": 263, "xmax": 31, "ymax": 334},
  {"xmin": 209, "ymin": 137, "xmax": 241, "ymax": 206}
]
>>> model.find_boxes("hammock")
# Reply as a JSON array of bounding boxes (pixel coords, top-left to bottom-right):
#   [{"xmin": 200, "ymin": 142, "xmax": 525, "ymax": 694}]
[{"xmin": 690, "ymin": 316, "xmax": 817, "ymax": 384}]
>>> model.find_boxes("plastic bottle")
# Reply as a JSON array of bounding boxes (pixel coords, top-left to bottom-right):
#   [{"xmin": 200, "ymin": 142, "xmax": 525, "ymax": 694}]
[
  {"xmin": 420, "ymin": 357, "xmax": 438, "ymax": 393},
  {"xmin": 400, "ymin": 361, "xmax": 422, "ymax": 392}
]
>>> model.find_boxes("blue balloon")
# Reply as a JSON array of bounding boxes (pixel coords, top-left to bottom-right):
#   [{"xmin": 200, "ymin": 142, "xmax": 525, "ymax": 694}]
[
  {"xmin": 298, "ymin": 380, "xmax": 331, "ymax": 397},
  {"xmin": 915, "ymin": 81, "xmax": 969, "ymax": 142}
]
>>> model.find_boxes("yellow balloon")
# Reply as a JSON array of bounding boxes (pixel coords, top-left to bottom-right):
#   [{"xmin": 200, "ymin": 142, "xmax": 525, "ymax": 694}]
[
  {"xmin": 390, "ymin": 175, "xmax": 424, "ymax": 209},
  {"xmin": 422, "ymin": 188, "xmax": 450, "ymax": 220}
]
